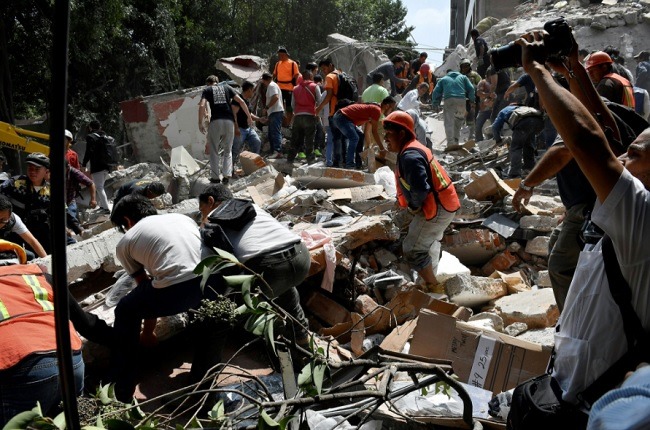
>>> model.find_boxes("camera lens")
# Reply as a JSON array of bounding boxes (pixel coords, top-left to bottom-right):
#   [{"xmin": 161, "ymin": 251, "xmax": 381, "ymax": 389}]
[{"xmin": 489, "ymin": 43, "xmax": 522, "ymax": 71}]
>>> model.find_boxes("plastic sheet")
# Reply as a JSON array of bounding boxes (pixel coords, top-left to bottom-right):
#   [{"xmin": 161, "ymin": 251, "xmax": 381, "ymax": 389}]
[
  {"xmin": 105, "ymin": 270, "xmax": 137, "ymax": 307},
  {"xmin": 374, "ymin": 166, "xmax": 396, "ymax": 197}
]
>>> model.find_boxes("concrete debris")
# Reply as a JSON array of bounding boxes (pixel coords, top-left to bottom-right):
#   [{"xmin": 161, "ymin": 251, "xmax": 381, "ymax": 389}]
[
  {"xmin": 525, "ymin": 236, "xmax": 551, "ymax": 257},
  {"xmin": 494, "ymin": 288, "xmax": 559, "ymax": 329},
  {"xmin": 516, "ymin": 327, "xmax": 556, "ymax": 349},
  {"xmin": 536, "ymin": 270, "xmax": 552, "ymax": 288},
  {"xmin": 214, "ymin": 55, "xmax": 266, "ymax": 85},
  {"xmin": 519, "ymin": 215, "xmax": 560, "ymax": 232},
  {"xmin": 481, "ymin": 250, "xmax": 519, "ymax": 276},
  {"xmin": 467, "ymin": 312, "xmax": 505, "ymax": 332},
  {"xmin": 442, "ymin": 228, "xmax": 504, "ymax": 266},
  {"xmin": 443, "ymin": 273, "xmax": 508, "ymax": 308},
  {"xmin": 504, "ymin": 322, "xmax": 528, "ymax": 337}
]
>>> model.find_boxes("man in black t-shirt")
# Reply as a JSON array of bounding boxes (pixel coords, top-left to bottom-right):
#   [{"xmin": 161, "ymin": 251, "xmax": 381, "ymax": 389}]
[
  {"xmin": 198, "ymin": 75, "xmax": 252, "ymax": 184},
  {"xmin": 471, "ymin": 29, "xmax": 491, "ymax": 78},
  {"xmin": 231, "ymin": 81, "xmax": 262, "ymax": 173}
]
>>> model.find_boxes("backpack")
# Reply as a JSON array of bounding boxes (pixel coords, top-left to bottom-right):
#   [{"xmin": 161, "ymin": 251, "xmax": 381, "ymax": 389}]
[
  {"xmin": 507, "ymin": 106, "xmax": 543, "ymax": 129},
  {"xmin": 90, "ymin": 132, "xmax": 120, "ymax": 168},
  {"xmin": 336, "ymin": 72, "xmax": 359, "ymax": 103},
  {"xmin": 605, "ymin": 101, "xmax": 649, "ymax": 152}
]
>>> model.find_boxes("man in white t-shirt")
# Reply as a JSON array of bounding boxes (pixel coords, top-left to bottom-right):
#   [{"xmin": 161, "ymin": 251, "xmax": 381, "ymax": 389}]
[
  {"xmin": 261, "ymin": 72, "xmax": 285, "ymax": 159},
  {"xmin": 397, "ymin": 82, "xmax": 428, "ymax": 113},
  {"xmin": 510, "ymin": 31, "xmax": 650, "ymax": 424},
  {"xmin": 109, "ymin": 194, "xmax": 220, "ymax": 401}
]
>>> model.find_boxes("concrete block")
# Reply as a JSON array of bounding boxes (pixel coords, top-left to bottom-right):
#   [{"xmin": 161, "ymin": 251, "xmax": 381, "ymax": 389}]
[
  {"xmin": 373, "ymin": 248, "xmax": 397, "ymax": 268},
  {"xmin": 35, "ymin": 228, "xmax": 123, "ymax": 283},
  {"xmin": 481, "ymin": 250, "xmax": 519, "ymax": 276},
  {"xmin": 537, "ymin": 270, "xmax": 552, "ymax": 288},
  {"xmin": 228, "ymin": 165, "xmax": 280, "ymax": 193},
  {"xmin": 525, "ymin": 236, "xmax": 550, "ymax": 257},
  {"xmin": 516, "ymin": 327, "xmax": 555, "ymax": 348},
  {"xmin": 504, "ymin": 194, "xmax": 564, "ymax": 214},
  {"xmin": 443, "ymin": 274, "xmax": 508, "ymax": 308},
  {"xmin": 519, "ymin": 215, "xmax": 560, "ymax": 233},
  {"xmin": 467, "ymin": 312, "xmax": 504, "ymax": 332},
  {"xmin": 239, "ymin": 151, "xmax": 267, "ymax": 175},
  {"xmin": 435, "ymin": 251, "xmax": 471, "ymax": 284},
  {"xmin": 304, "ymin": 291, "xmax": 351, "ymax": 326},
  {"xmin": 325, "ymin": 215, "xmax": 400, "ymax": 253},
  {"xmin": 490, "ymin": 270, "xmax": 531, "ymax": 295},
  {"xmin": 293, "ymin": 165, "xmax": 375, "ymax": 189},
  {"xmin": 170, "ymin": 145, "xmax": 200, "ymax": 175},
  {"xmin": 494, "ymin": 288, "xmax": 559, "ymax": 329},
  {"xmin": 504, "ymin": 322, "xmax": 528, "ymax": 337},
  {"xmin": 624, "ymin": 11, "xmax": 638, "ymax": 25},
  {"xmin": 442, "ymin": 228, "xmax": 504, "ymax": 266}
]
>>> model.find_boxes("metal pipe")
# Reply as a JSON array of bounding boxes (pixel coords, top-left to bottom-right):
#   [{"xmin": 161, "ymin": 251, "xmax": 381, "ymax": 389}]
[{"xmin": 50, "ymin": 0, "xmax": 80, "ymax": 429}]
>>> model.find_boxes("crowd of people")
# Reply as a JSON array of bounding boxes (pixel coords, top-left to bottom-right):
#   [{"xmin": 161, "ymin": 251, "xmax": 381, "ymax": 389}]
[{"xmin": 1, "ymin": 30, "xmax": 650, "ymax": 430}]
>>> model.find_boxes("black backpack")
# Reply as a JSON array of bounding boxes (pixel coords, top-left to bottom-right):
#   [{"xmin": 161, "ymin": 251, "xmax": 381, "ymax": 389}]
[
  {"xmin": 336, "ymin": 72, "xmax": 359, "ymax": 103},
  {"xmin": 90, "ymin": 132, "xmax": 120, "ymax": 168}
]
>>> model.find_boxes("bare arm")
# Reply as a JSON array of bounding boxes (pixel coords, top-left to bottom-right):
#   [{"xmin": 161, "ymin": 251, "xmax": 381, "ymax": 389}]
[
  {"xmin": 519, "ymin": 31, "xmax": 623, "ymax": 203},
  {"xmin": 88, "ymin": 182, "xmax": 97, "ymax": 208},
  {"xmin": 316, "ymin": 91, "xmax": 333, "ymax": 115},
  {"xmin": 19, "ymin": 230, "xmax": 47, "ymax": 258},
  {"xmin": 198, "ymin": 99, "xmax": 207, "ymax": 133},
  {"xmin": 368, "ymin": 120, "xmax": 385, "ymax": 151},
  {"xmin": 504, "ymin": 82, "xmax": 521, "ymax": 100}
]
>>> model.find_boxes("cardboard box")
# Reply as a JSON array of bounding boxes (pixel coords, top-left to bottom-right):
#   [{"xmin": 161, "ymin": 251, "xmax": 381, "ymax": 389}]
[{"xmin": 409, "ymin": 309, "xmax": 551, "ymax": 395}]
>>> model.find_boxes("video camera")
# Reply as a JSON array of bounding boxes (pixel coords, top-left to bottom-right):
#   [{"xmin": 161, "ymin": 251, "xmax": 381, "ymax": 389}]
[{"xmin": 489, "ymin": 17, "xmax": 574, "ymax": 71}]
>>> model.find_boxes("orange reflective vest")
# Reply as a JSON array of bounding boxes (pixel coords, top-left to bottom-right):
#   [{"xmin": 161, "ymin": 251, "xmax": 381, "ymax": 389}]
[
  {"xmin": 273, "ymin": 60, "xmax": 299, "ymax": 91},
  {"xmin": 418, "ymin": 71, "xmax": 435, "ymax": 94},
  {"xmin": 396, "ymin": 140, "xmax": 460, "ymax": 220},
  {"xmin": 0, "ymin": 264, "xmax": 81, "ymax": 370},
  {"xmin": 604, "ymin": 73, "xmax": 635, "ymax": 109}
]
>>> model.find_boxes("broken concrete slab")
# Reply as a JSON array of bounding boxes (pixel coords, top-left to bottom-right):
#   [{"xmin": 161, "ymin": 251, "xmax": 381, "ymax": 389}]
[
  {"xmin": 467, "ymin": 312, "xmax": 504, "ymax": 332},
  {"xmin": 519, "ymin": 215, "xmax": 560, "ymax": 232},
  {"xmin": 214, "ymin": 55, "xmax": 266, "ymax": 85},
  {"xmin": 434, "ymin": 251, "xmax": 471, "ymax": 284},
  {"xmin": 442, "ymin": 228, "xmax": 504, "ymax": 266},
  {"xmin": 373, "ymin": 248, "xmax": 397, "ymax": 268},
  {"xmin": 525, "ymin": 236, "xmax": 550, "ymax": 257},
  {"xmin": 443, "ymin": 274, "xmax": 508, "ymax": 308},
  {"xmin": 493, "ymin": 288, "xmax": 559, "ymax": 329},
  {"xmin": 536, "ymin": 270, "xmax": 552, "ymax": 288},
  {"xmin": 490, "ymin": 270, "xmax": 531, "ymax": 294},
  {"xmin": 170, "ymin": 145, "xmax": 200, "ymax": 175},
  {"xmin": 238, "ymin": 151, "xmax": 267, "ymax": 176},
  {"xmin": 516, "ymin": 327, "xmax": 555, "ymax": 348},
  {"xmin": 292, "ymin": 164, "xmax": 376, "ymax": 189}
]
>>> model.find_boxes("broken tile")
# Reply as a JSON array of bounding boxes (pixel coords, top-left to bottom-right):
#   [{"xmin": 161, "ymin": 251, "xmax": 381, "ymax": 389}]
[{"xmin": 481, "ymin": 250, "xmax": 519, "ymax": 276}]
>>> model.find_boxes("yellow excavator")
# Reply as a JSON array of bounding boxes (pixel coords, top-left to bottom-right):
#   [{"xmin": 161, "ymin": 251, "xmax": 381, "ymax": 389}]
[{"xmin": 0, "ymin": 121, "xmax": 50, "ymax": 156}]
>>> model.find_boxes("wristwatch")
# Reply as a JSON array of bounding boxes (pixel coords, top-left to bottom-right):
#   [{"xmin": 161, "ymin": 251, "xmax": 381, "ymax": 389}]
[{"xmin": 519, "ymin": 180, "xmax": 534, "ymax": 192}]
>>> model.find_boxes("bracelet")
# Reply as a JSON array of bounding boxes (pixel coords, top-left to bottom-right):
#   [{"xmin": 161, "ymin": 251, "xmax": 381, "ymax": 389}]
[{"xmin": 519, "ymin": 180, "xmax": 534, "ymax": 192}]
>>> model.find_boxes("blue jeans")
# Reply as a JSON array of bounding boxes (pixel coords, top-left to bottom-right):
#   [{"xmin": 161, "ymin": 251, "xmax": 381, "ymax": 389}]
[
  {"xmin": 268, "ymin": 112, "xmax": 284, "ymax": 153},
  {"xmin": 232, "ymin": 127, "xmax": 262, "ymax": 170},
  {"xmin": 325, "ymin": 122, "xmax": 346, "ymax": 167},
  {"xmin": 333, "ymin": 112, "xmax": 361, "ymax": 168},
  {"xmin": 0, "ymin": 353, "xmax": 84, "ymax": 426},
  {"xmin": 111, "ymin": 275, "xmax": 222, "ymax": 401}
]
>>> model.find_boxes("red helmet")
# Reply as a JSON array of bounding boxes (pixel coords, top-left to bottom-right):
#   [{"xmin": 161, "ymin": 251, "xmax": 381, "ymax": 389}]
[
  {"xmin": 584, "ymin": 51, "xmax": 613, "ymax": 70},
  {"xmin": 383, "ymin": 111, "xmax": 415, "ymax": 139}
]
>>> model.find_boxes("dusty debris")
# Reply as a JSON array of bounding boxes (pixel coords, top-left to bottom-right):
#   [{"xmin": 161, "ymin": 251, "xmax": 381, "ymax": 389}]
[{"xmin": 493, "ymin": 288, "xmax": 559, "ymax": 329}]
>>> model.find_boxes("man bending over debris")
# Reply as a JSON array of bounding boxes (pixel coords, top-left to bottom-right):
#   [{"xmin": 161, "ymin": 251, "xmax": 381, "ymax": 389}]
[
  {"xmin": 112, "ymin": 178, "xmax": 165, "ymax": 206},
  {"xmin": 383, "ymin": 111, "xmax": 460, "ymax": 291},
  {"xmin": 198, "ymin": 185, "xmax": 311, "ymax": 354},
  {"xmin": 109, "ymin": 194, "xmax": 219, "ymax": 402},
  {"xmin": 508, "ymin": 31, "xmax": 650, "ymax": 426}
]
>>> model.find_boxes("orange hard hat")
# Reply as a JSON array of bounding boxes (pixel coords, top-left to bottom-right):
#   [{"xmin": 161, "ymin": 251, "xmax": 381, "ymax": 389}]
[
  {"xmin": 584, "ymin": 51, "xmax": 613, "ymax": 70},
  {"xmin": 383, "ymin": 111, "xmax": 415, "ymax": 139}
]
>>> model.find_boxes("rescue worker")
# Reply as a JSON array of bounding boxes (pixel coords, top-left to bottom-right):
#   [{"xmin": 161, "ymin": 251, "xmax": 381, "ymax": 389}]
[
  {"xmin": 0, "ymin": 152, "xmax": 51, "ymax": 254},
  {"xmin": 272, "ymin": 47, "xmax": 300, "ymax": 119},
  {"xmin": 585, "ymin": 51, "xmax": 635, "ymax": 109},
  {"xmin": 402, "ymin": 63, "xmax": 436, "ymax": 103},
  {"xmin": 383, "ymin": 111, "xmax": 460, "ymax": 291}
]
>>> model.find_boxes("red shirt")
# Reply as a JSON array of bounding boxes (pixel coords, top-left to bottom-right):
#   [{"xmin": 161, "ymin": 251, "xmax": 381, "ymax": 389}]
[
  {"xmin": 340, "ymin": 103, "xmax": 381, "ymax": 126},
  {"xmin": 66, "ymin": 148, "xmax": 80, "ymax": 170}
]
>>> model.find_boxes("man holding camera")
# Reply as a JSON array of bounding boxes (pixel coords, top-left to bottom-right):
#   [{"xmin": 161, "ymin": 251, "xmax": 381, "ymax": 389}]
[{"xmin": 507, "ymin": 27, "xmax": 650, "ymax": 429}]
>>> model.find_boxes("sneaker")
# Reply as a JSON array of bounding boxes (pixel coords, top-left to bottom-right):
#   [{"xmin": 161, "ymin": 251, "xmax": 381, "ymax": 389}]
[
  {"xmin": 96, "ymin": 208, "xmax": 111, "ymax": 215},
  {"xmin": 222, "ymin": 177, "xmax": 230, "ymax": 185},
  {"xmin": 313, "ymin": 149, "xmax": 322, "ymax": 157},
  {"xmin": 209, "ymin": 178, "xmax": 221, "ymax": 184},
  {"xmin": 268, "ymin": 151, "xmax": 283, "ymax": 159},
  {"xmin": 296, "ymin": 152, "xmax": 306, "ymax": 159}
]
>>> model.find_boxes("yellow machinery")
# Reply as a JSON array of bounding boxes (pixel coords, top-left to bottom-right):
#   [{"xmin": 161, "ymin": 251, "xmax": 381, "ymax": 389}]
[{"xmin": 0, "ymin": 121, "xmax": 50, "ymax": 155}]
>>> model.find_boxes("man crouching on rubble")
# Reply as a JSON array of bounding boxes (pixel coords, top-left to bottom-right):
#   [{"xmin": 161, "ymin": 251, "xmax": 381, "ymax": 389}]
[
  {"xmin": 109, "ymin": 194, "xmax": 219, "ymax": 402},
  {"xmin": 507, "ymin": 31, "xmax": 650, "ymax": 428},
  {"xmin": 198, "ymin": 185, "xmax": 311, "ymax": 352},
  {"xmin": 383, "ymin": 111, "xmax": 460, "ymax": 291}
]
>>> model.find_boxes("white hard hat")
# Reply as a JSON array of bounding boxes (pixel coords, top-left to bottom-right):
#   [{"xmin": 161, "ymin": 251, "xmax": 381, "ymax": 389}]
[{"xmin": 65, "ymin": 129, "xmax": 73, "ymax": 140}]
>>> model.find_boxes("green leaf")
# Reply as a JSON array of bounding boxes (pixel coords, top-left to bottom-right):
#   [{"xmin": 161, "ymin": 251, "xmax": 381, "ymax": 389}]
[
  {"xmin": 98, "ymin": 384, "xmax": 112, "ymax": 405},
  {"xmin": 53, "ymin": 412, "xmax": 67, "ymax": 430},
  {"xmin": 259, "ymin": 409, "xmax": 278, "ymax": 428},
  {"xmin": 207, "ymin": 400, "xmax": 224, "ymax": 421},
  {"xmin": 194, "ymin": 255, "xmax": 222, "ymax": 275},
  {"xmin": 265, "ymin": 316, "xmax": 276, "ymax": 355},
  {"xmin": 127, "ymin": 398, "xmax": 145, "ymax": 421},
  {"xmin": 103, "ymin": 420, "xmax": 135, "ymax": 430},
  {"xmin": 238, "ymin": 276, "xmax": 255, "ymax": 309},
  {"xmin": 234, "ymin": 304, "xmax": 250, "ymax": 317},
  {"xmin": 313, "ymin": 363, "xmax": 327, "ymax": 395},
  {"xmin": 187, "ymin": 417, "xmax": 203, "ymax": 429},
  {"xmin": 245, "ymin": 313, "xmax": 275, "ymax": 336},
  {"xmin": 95, "ymin": 414, "xmax": 103, "ymax": 428},
  {"xmin": 82, "ymin": 427, "xmax": 106, "ymax": 430},
  {"xmin": 278, "ymin": 415, "xmax": 296, "ymax": 430},
  {"xmin": 214, "ymin": 248, "xmax": 239, "ymax": 263},
  {"xmin": 2, "ymin": 410, "xmax": 40, "ymax": 429},
  {"xmin": 297, "ymin": 363, "xmax": 312, "ymax": 386},
  {"xmin": 223, "ymin": 274, "xmax": 255, "ymax": 286}
]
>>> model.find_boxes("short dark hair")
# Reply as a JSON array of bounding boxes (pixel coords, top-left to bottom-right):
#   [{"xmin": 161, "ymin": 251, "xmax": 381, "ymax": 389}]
[
  {"xmin": 372, "ymin": 73, "xmax": 384, "ymax": 84},
  {"xmin": 206, "ymin": 75, "xmax": 219, "ymax": 84},
  {"xmin": 391, "ymin": 55, "xmax": 404, "ymax": 64},
  {"xmin": 470, "ymin": 29, "xmax": 479, "ymax": 38},
  {"xmin": 419, "ymin": 52, "xmax": 428, "ymax": 58},
  {"xmin": 0, "ymin": 194, "xmax": 12, "ymax": 212},
  {"xmin": 199, "ymin": 184, "xmax": 234, "ymax": 205},
  {"xmin": 262, "ymin": 71, "xmax": 273, "ymax": 81},
  {"xmin": 89, "ymin": 120, "xmax": 101, "ymax": 130},
  {"xmin": 381, "ymin": 96, "xmax": 396, "ymax": 106},
  {"xmin": 306, "ymin": 62, "xmax": 318, "ymax": 71},
  {"xmin": 318, "ymin": 58, "xmax": 334, "ymax": 67},
  {"xmin": 241, "ymin": 80, "xmax": 255, "ymax": 92},
  {"xmin": 143, "ymin": 182, "xmax": 166, "ymax": 198},
  {"xmin": 110, "ymin": 194, "xmax": 157, "ymax": 233},
  {"xmin": 313, "ymin": 74, "xmax": 323, "ymax": 83},
  {"xmin": 301, "ymin": 70, "xmax": 313, "ymax": 80}
]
